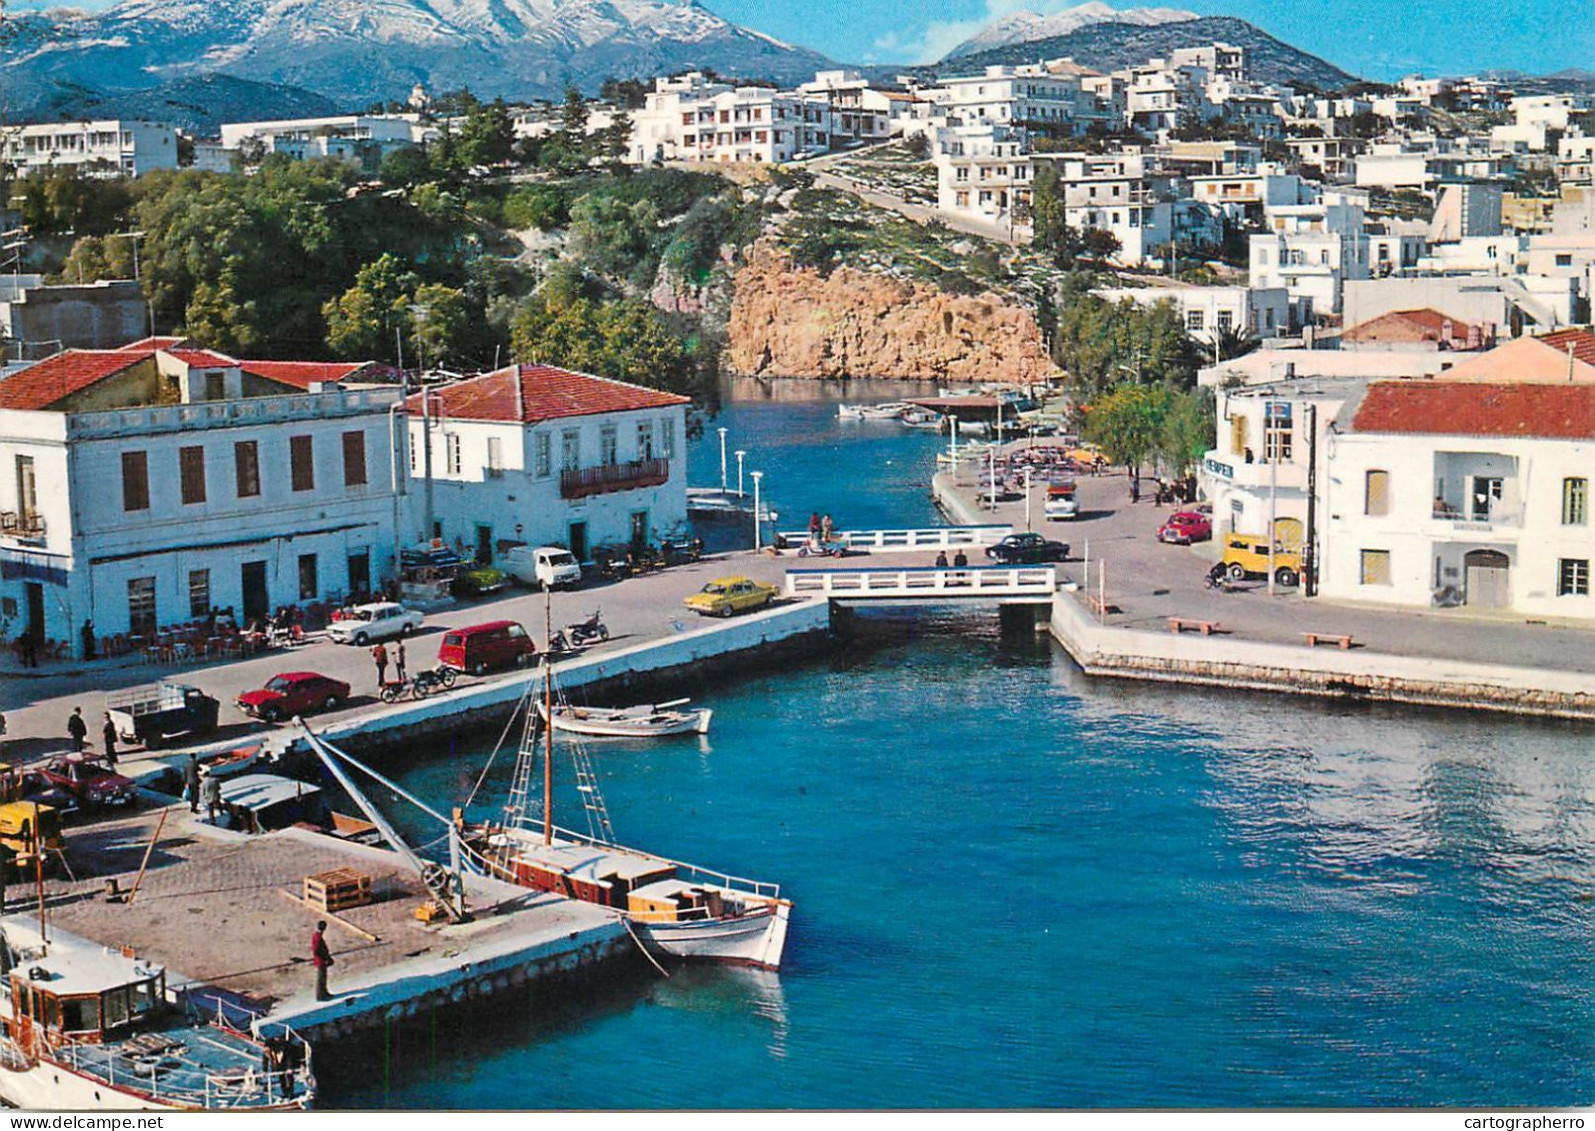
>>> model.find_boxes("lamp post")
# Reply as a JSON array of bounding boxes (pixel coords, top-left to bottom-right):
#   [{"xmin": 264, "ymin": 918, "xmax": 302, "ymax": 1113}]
[
  {"xmin": 751, "ymin": 471, "xmax": 764, "ymax": 551},
  {"xmin": 718, "ymin": 428, "xmax": 729, "ymax": 494},
  {"xmin": 735, "ymin": 450, "xmax": 746, "ymax": 498},
  {"xmin": 1024, "ymin": 466, "xmax": 1034, "ymax": 532},
  {"xmin": 949, "ymin": 414, "xmax": 958, "ymax": 469}
]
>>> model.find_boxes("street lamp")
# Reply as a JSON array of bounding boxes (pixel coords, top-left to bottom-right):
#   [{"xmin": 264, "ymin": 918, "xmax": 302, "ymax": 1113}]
[
  {"xmin": 718, "ymin": 428, "xmax": 729, "ymax": 494},
  {"xmin": 735, "ymin": 450, "xmax": 746, "ymax": 498},
  {"xmin": 751, "ymin": 471, "xmax": 764, "ymax": 551},
  {"xmin": 948, "ymin": 414, "xmax": 958, "ymax": 468},
  {"xmin": 1024, "ymin": 466, "xmax": 1034, "ymax": 531}
]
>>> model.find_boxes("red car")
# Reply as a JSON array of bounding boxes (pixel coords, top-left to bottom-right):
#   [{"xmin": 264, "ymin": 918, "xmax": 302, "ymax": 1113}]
[
  {"xmin": 30, "ymin": 755, "xmax": 137, "ymax": 811},
  {"xmin": 237, "ymin": 672, "xmax": 352, "ymax": 723},
  {"xmin": 1158, "ymin": 511, "xmax": 1212, "ymax": 545}
]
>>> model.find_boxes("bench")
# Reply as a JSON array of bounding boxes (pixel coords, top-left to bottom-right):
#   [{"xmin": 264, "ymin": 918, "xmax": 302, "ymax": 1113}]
[
  {"xmin": 1302, "ymin": 631, "xmax": 1355, "ymax": 650},
  {"xmin": 1168, "ymin": 617, "xmax": 1220, "ymax": 636}
]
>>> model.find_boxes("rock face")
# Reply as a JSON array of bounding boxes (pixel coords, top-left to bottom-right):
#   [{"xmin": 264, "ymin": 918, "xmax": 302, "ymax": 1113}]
[{"xmin": 727, "ymin": 246, "xmax": 1059, "ymax": 383}]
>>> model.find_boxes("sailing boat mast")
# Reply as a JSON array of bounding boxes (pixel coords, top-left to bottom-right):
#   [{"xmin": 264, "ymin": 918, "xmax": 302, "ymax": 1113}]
[{"xmin": 543, "ymin": 589, "xmax": 554, "ymax": 846}]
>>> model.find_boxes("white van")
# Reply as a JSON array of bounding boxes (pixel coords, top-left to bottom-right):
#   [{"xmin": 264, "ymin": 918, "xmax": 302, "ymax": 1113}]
[{"xmin": 503, "ymin": 545, "xmax": 584, "ymax": 590}]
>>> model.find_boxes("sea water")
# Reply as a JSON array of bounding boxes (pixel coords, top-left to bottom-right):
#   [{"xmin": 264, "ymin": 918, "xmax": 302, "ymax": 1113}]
[{"xmin": 334, "ymin": 389, "xmax": 1595, "ymax": 1108}]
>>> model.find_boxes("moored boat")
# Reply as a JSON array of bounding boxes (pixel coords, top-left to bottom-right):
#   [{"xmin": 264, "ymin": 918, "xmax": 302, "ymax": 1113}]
[
  {"xmin": 538, "ymin": 699, "xmax": 712, "ymax": 738},
  {"xmin": 839, "ymin": 401, "xmax": 909, "ymax": 420},
  {"xmin": 198, "ymin": 743, "xmax": 263, "ymax": 779}
]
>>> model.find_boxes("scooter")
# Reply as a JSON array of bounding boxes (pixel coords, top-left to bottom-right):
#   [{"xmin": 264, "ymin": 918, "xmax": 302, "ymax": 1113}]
[
  {"xmin": 567, "ymin": 610, "xmax": 610, "ymax": 645},
  {"xmin": 1204, "ymin": 563, "xmax": 1237, "ymax": 592},
  {"xmin": 378, "ymin": 665, "xmax": 456, "ymax": 703}
]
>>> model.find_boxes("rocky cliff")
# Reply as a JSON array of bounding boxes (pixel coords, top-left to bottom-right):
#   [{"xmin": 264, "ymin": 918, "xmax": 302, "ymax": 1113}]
[{"xmin": 726, "ymin": 245, "xmax": 1060, "ymax": 383}]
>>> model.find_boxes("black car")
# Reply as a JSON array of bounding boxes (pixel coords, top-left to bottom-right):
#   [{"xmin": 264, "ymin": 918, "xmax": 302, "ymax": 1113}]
[{"xmin": 985, "ymin": 532, "xmax": 1069, "ymax": 564}]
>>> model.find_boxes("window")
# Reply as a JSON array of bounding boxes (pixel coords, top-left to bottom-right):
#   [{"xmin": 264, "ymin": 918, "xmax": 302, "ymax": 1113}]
[
  {"xmin": 1364, "ymin": 470, "xmax": 1390, "ymax": 516},
  {"xmin": 121, "ymin": 451, "xmax": 149, "ymax": 512},
  {"xmin": 298, "ymin": 553, "xmax": 318, "ymax": 601},
  {"xmin": 1564, "ymin": 477, "xmax": 1587, "ymax": 525},
  {"xmin": 127, "ymin": 577, "xmax": 156, "ymax": 635},
  {"xmin": 662, "ymin": 418, "xmax": 677, "ymax": 459},
  {"xmin": 1559, "ymin": 558, "xmax": 1589, "ymax": 596},
  {"xmin": 14, "ymin": 455, "xmax": 36, "ymax": 520},
  {"xmin": 1186, "ymin": 310, "xmax": 1205, "ymax": 331},
  {"xmin": 1360, "ymin": 549, "xmax": 1392, "ymax": 586},
  {"xmin": 235, "ymin": 441, "xmax": 260, "ymax": 498},
  {"xmin": 561, "ymin": 430, "xmax": 581, "ymax": 472},
  {"xmin": 1217, "ymin": 309, "xmax": 1234, "ymax": 332},
  {"xmin": 535, "ymin": 432, "xmax": 552, "ymax": 478},
  {"xmin": 600, "ymin": 425, "xmax": 618, "ymax": 466},
  {"xmin": 290, "ymin": 435, "xmax": 315, "ymax": 492},
  {"xmin": 342, "ymin": 430, "xmax": 368, "ymax": 487},
  {"xmin": 486, "ymin": 436, "xmax": 504, "ymax": 477},
  {"xmin": 1263, "ymin": 402, "xmax": 1292, "ymax": 461},
  {"xmin": 188, "ymin": 569, "xmax": 210, "ymax": 619},
  {"xmin": 637, "ymin": 422, "xmax": 655, "ymax": 460},
  {"xmin": 204, "ymin": 372, "xmax": 225, "ymax": 401},
  {"xmin": 179, "ymin": 446, "xmax": 206, "ymax": 505},
  {"xmin": 1556, "ymin": 253, "xmax": 1573, "ymax": 267},
  {"xmin": 1471, "ymin": 475, "xmax": 1502, "ymax": 520},
  {"xmin": 444, "ymin": 434, "xmax": 462, "ymax": 475},
  {"xmin": 1230, "ymin": 414, "xmax": 1249, "ymax": 459}
]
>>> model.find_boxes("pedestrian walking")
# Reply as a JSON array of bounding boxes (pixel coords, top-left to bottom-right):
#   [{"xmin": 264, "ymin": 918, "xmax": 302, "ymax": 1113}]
[
  {"xmin": 1130, "ymin": 477, "xmax": 1141, "ymax": 505},
  {"xmin": 311, "ymin": 921, "xmax": 334, "ymax": 1001},
  {"xmin": 202, "ymin": 772, "xmax": 222, "ymax": 824},
  {"xmin": 67, "ymin": 707, "xmax": 87, "ymax": 753},
  {"xmin": 18, "ymin": 633, "xmax": 36, "ymax": 669},
  {"xmin": 184, "ymin": 753, "xmax": 201, "ymax": 813},
  {"xmin": 394, "ymin": 639, "xmax": 407, "ymax": 683},
  {"xmin": 372, "ymin": 642, "xmax": 388, "ymax": 687},
  {"xmin": 101, "ymin": 712, "xmax": 118, "ymax": 767}
]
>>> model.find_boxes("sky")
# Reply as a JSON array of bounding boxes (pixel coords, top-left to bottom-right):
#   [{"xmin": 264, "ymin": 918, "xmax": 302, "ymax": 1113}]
[{"xmin": 16, "ymin": 0, "xmax": 1594, "ymax": 82}]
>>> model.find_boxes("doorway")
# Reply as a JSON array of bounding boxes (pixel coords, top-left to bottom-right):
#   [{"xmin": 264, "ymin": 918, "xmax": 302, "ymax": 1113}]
[
  {"xmin": 629, "ymin": 510, "xmax": 649, "ymax": 550},
  {"xmin": 568, "ymin": 521, "xmax": 588, "ymax": 563},
  {"xmin": 241, "ymin": 561, "xmax": 269, "ymax": 624},
  {"xmin": 347, "ymin": 551, "xmax": 371, "ymax": 601},
  {"xmin": 475, "ymin": 524, "xmax": 493, "ymax": 566},
  {"xmin": 24, "ymin": 582, "xmax": 44, "ymax": 645},
  {"xmin": 1464, "ymin": 549, "xmax": 1511, "ymax": 608}
]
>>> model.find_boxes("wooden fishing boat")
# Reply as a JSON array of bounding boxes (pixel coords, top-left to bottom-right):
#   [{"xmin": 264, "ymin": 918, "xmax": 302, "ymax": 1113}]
[
  {"xmin": 838, "ymin": 401, "xmax": 909, "ymax": 420},
  {"xmin": 198, "ymin": 743, "xmax": 263, "ymax": 779},
  {"xmin": 538, "ymin": 699, "xmax": 712, "ymax": 738}
]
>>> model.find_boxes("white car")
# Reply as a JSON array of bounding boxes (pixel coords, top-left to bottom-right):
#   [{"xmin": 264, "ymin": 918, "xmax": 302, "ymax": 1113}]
[{"xmin": 325, "ymin": 602, "xmax": 424, "ymax": 645}]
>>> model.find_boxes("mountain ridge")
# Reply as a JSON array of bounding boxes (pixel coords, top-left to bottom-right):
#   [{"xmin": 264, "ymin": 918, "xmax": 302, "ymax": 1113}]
[{"xmin": 943, "ymin": 3, "xmax": 1197, "ymax": 61}]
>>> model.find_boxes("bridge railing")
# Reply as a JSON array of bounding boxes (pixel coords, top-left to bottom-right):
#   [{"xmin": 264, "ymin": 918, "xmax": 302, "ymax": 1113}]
[
  {"xmin": 785, "ymin": 565, "xmax": 1056, "ymax": 598},
  {"xmin": 776, "ymin": 525, "xmax": 1012, "ymax": 554}
]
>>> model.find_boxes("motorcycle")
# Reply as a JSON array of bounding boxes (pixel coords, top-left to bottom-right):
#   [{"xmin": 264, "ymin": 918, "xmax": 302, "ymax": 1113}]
[
  {"xmin": 567, "ymin": 609, "xmax": 610, "ymax": 645},
  {"xmin": 546, "ymin": 629, "xmax": 581, "ymax": 658},
  {"xmin": 378, "ymin": 665, "xmax": 456, "ymax": 703},
  {"xmin": 1203, "ymin": 563, "xmax": 1237, "ymax": 592}
]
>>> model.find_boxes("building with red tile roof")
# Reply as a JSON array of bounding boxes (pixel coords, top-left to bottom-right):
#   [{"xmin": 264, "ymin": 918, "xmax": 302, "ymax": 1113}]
[
  {"xmin": 0, "ymin": 348, "xmax": 157, "ymax": 411},
  {"xmin": 402, "ymin": 363, "xmax": 689, "ymax": 424},
  {"xmin": 1431, "ymin": 331, "xmax": 1595, "ymax": 384},
  {"xmin": 1341, "ymin": 308, "xmax": 1493, "ymax": 351},
  {"xmin": 1351, "ymin": 381, "xmax": 1595, "ymax": 440}
]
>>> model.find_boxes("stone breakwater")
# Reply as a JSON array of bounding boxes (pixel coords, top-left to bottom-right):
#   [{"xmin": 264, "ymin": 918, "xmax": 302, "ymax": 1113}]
[{"xmin": 726, "ymin": 243, "xmax": 1059, "ymax": 382}]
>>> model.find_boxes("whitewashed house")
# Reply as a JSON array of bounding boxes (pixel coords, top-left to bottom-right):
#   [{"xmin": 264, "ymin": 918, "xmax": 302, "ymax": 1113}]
[
  {"xmin": 0, "ymin": 120, "xmax": 178, "ymax": 177},
  {"xmin": 403, "ymin": 364, "xmax": 690, "ymax": 566}
]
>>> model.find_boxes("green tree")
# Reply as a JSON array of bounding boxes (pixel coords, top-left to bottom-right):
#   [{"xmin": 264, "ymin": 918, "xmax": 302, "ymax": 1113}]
[
  {"xmin": 409, "ymin": 283, "xmax": 472, "ymax": 366},
  {"xmin": 460, "ymin": 97, "xmax": 515, "ymax": 168},
  {"xmin": 560, "ymin": 86, "xmax": 591, "ymax": 142},
  {"xmin": 597, "ymin": 108, "xmax": 634, "ymax": 168},
  {"xmin": 323, "ymin": 253, "xmax": 419, "ymax": 360},
  {"xmin": 1157, "ymin": 388, "xmax": 1215, "ymax": 476},
  {"xmin": 50, "ymin": 235, "xmax": 136, "ymax": 285},
  {"xmin": 503, "ymin": 185, "xmax": 568, "ymax": 231},
  {"xmin": 568, "ymin": 193, "xmax": 660, "ymax": 282},
  {"xmin": 379, "ymin": 146, "xmax": 431, "ymax": 186},
  {"xmin": 1083, "ymin": 384, "xmax": 1174, "ymax": 479},
  {"xmin": 1052, "ymin": 281, "xmax": 1204, "ymax": 395}
]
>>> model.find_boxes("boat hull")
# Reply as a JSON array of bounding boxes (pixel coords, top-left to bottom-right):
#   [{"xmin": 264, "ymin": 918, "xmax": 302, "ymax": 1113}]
[
  {"xmin": 0, "ymin": 1057, "xmax": 307, "ymax": 1112},
  {"xmin": 541, "ymin": 704, "xmax": 712, "ymax": 738},
  {"xmin": 642, "ymin": 900, "xmax": 791, "ymax": 970}
]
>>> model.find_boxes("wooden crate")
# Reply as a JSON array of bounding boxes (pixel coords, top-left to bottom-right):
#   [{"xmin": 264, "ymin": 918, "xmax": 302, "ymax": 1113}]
[{"xmin": 304, "ymin": 868, "xmax": 372, "ymax": 913}]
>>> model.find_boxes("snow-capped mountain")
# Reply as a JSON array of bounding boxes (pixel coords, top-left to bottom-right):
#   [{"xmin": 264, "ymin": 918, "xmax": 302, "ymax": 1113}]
[
  {"xmin": 943, "ymin": 3, "xmax": 1197, "ymax": 60},
  {"xmin": 2, "ymin": 0, "xmax": 836, "ymax": 116}
]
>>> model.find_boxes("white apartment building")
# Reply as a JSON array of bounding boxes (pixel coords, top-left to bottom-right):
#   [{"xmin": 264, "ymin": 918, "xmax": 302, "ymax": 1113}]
[
  {"xmin": 933, "ymin": 64, "xmax": 1087, "ymax": 133},
  {"xmin": 1123, "ymin": 60, "xmax": 1209, "ymax": 134},
  {"xmin": 1343, "ymin": 274, "xmax": 1580, "ymax": 336},
  {"xmin": 0, "ymin": 276, "xmax": 147, "ymax": 357},
  {"xmin": 0, "ymin": 343, "xmax": 400, "ymax": 650},
  {"xmin": 1096, "ymin": 284, "xmax": 1291, "ymax": 342},
  {"xmin": 1284, "ymin": 137, "xmax": 1367, "ymax": 182},
  {"xmin": 0, "ymin": 120, "xmax": 178, "ymax": 177},
  {"xmin": 1249, "ymin": 191, "xmax": 1372, "ymax": 316},
  {"xmin": 1188, "ymin": 165, "xmax": 1308, "ymax": 222},
  {"xmin": 1033, "ymin": 151, "xmax": 1175, "ymax": 266},
  {"xmin": 1491, "ymin": 94, "xmax": 1594, "ymax": 153},
  {"xmin": 1320, "ymin": 379, "xmax": 1595, "ymax": 620},
  {"xmin": 403, "ymin": 364, "xmax": 689, "ymax": 565},
  {"xmin": 1558, "ymin": 135, "xmax": 1595, "ymax": 184},
  {"xmin": 934, "ymin": 125, "xmax": 1033, "ymax": 233},
  {"xmin": 219, "ymin": 115, "xmax": 426, "ymax": 163}
]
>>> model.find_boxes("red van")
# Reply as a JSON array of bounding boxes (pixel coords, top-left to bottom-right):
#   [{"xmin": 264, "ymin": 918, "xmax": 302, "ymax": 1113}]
[{"xmin": 437, "ymin": 620, "xmax": 537, "ymax": 676}]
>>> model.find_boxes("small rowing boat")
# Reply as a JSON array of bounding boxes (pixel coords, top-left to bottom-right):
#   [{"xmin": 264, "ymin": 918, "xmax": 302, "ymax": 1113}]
[{"xmin": 538, "ymin": 698, "xmax": 713, "ymax": 738}]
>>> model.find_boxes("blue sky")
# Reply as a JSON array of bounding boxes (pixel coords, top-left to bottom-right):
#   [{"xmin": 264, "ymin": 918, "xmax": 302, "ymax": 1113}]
[{"xmin": 19, "ymin": 1, "xmax": 1593, "ymax": 81}]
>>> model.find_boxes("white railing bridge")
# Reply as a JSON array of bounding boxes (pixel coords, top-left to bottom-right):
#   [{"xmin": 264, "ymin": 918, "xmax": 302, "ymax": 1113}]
[
  {"xmin": 785, "ymin": 565, "xmax": 1057, "ymax": 602},
  {"xmin": 776, "ymin": 525, "xmax": 1012, "ymax": 554}
]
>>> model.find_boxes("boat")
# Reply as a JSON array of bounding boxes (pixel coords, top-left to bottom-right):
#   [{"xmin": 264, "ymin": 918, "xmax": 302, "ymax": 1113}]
[
  {"xmin": 898, "ymin": 406, "xmax": 942, "ymax": 429},
  {"xmin": 0, "ymin": 918, "xmax": 313, "ymax": 1110},
  {"xmin": 538, "ymin": 698, "xmax": 712, "ymax": 738},
  {"xmin": 465, "ymin": 632, "xmax": 790, "ymax": 970},
  {"xmin": 839, "ymin": 401, "xmax": 909, "ymax": 420},
  {"xmin": 686, "ymin": 488, "xmax": 778, "ymax": 523},
  {"xmin": 198, "ymin": 743, "xmax": 262, "ymax": 779}
]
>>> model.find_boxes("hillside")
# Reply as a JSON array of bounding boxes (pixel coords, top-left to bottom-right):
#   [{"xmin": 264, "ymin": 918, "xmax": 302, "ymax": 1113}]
[
  {"xmin": 899, "ymin": 16, "xmax": 1359, "ymax": 90},
  {"xmin": 19, "ymin": 75, "xmax": 343, "ymax": 135},
  {"xmin": 944, "ymin": 3, "xmax": 1196, "ymax": 60}
]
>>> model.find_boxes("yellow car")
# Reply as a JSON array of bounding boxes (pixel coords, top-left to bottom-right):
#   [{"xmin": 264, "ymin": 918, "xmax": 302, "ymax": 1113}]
[
  {"xmin": 1220, "ymin": 533, "xmax": 1302, "ymax": 587},
  {"xmin": 684, "ymin": 576, "xmax": 778, "ymax": 618}
]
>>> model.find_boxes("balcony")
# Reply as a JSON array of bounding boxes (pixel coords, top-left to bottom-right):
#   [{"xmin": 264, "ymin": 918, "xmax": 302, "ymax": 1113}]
[
  {"xmin": 0, "ymin": 511, "xmax": 46, "ymax": 543},
  {"xmin": 560, "ymin": 457, "xmax": 670, "ymax": 500}
]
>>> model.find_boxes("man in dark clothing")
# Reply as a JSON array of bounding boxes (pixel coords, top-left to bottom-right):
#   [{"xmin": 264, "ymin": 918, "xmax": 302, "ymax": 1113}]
[
  {"xmin": 311, "ymin": 921, "xmax": 334, "ymax": 1001},
  {"xmin": 67, "ymin": 707, "xmax": 87, "ymax": 753},
  {"xmin": 19, "ymin": 633, "xmax": 36, "ymax": 669},
  {"xmin": 81, "ymin": 621, "xmax": 95, "ymax": 661},
  {"xmin": 184, "ymin": 753, "xmax": 201, "ymax": 813},
  {"xmin": 101, "ymin": 713, "xmax": 118, "ymax": 767},
  {"xmin": 394, "ymin": 639, "xmax": 407, "ymax": 683}
]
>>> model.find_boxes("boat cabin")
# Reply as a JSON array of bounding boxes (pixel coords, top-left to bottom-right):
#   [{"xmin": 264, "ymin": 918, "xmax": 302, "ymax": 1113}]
[
  {"xmin": 502, "ymin": 838, "xmax": 677, "ymax": 908},
  {"xmin": 627, "ymin": 879, "xmax": 729, "ymax": 923},
  {"xmin": 3, "ymin": 923, "xmax": 165, "ymax": 1051}
]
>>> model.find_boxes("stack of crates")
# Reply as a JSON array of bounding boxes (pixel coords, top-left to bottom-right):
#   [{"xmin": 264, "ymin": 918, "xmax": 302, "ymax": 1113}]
[{"xmin": 304, "ymin": 868, "xmax": 372, "ymax": 913}]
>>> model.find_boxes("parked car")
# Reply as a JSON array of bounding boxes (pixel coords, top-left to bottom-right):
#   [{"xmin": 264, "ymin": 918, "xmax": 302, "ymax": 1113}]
[
  {"xmin": 437, "ymin": 620, "xmax": 538, "ymax": 676},
  {"xmin": 683, "ymin": 576, "xmax": 778, "ymax": 618},
  {"xmin": 236, "ymin": 672, "xmax": 352, "ymax": 723},
  {"xmin": 985, "ymin": 532, "xmax": 1069, "ymax": 564},
  {"xmin": 1220, "ymin": 532, "xmax": 1302, "ymax": 587},
  {"xmin": 502, "ymin": 546, "xmax": 583, "ymax": 590},
  {"xmin": 326, "ymin": 602, "xmax": 424, "ymax": 646},
  {"xmin": 1158, "ymin": 511, "xmax": 1212, "ymax": 545},
  {"xmin": 453, "ymin": 566, "xmax": 508, "ymax": 598},
  {"xmin": 29, "ymin": 755, "xmax": 136, "ymax": 811},
  {"xmin": 106, "ymin": 682, "xmax": 220, "ymax": 748}
]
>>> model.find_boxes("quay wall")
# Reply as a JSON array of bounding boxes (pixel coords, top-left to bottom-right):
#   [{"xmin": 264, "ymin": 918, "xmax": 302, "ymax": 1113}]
[
  {"xmin": 1050, "ymin": 590, "xmax": 1595, "ymax": 721},
  {"xmin": 931, "ymin": 473, "xmax": 986, "ymax": 528}
]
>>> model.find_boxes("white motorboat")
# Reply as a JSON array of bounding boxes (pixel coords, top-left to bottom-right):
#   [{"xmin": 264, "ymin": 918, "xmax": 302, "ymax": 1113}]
[
  {"xmin": 839, "ymin": 401, "xmax": 909, "ymax": 420},
  {"xmin": 0, "ymin": 919, "xmax": 312, "ymax": 1111},
  {"xmin": 898, "ymin": 406, "xmax": 942, "ymax": 429},
  {"xmin": 686, "ymin": 488, "xmax": 778, "ymax": 522},
  {"xmin": 538, "ymin": 698, "xmax": 713, "ymax": 738}
]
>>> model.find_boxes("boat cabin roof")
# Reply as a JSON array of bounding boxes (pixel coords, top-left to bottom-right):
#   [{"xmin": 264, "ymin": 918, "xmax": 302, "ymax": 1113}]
[
  {"xmin": 513, "ymin": 837, "xmax": 677, "ymax": 885},
  {"xmin": 4, "ymin": 918, "xmax": 163, "ymax": 997},
  {"xmin": 220, "ymin": 773, "xmax": 321, "ymax": 810}
]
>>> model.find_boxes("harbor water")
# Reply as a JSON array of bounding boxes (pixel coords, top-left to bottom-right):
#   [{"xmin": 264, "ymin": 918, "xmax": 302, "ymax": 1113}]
[{"xmin": 338, "ymin": 387, "xmax": 1595, "ymax": 1108}]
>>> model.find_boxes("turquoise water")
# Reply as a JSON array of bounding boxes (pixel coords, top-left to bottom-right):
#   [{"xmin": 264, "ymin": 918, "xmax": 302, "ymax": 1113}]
[{"xmin": 334, "ymin": 391, "xmax": 1595, "ymax": 1109}]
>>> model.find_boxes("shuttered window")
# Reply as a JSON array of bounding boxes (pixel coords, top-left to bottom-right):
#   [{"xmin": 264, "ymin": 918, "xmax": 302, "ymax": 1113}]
[
  {"xmin": 290, "ymin": 435, "xmax": 315, "ymax": 492},
  {"xmin": 121, "ymin": 451, "xmax": 149, "ymax": 512},
  {"xmin": 235, "ymin": 441, "xmax": 261, "ymax": 498},
  {"xmin": 1360, "ymin": 549, "xmax": 1392, "ymax": 586},
  {"xmin": 1364, "ymin": 470, "xmax": 1389, "ymax": 516},
  {"xmin": 1230, "ymin": 414, "xmax": 1249, "ymax": 458},
  {"xmin": 343, "ymin": 430, "xmax": 368, "ymax": 487},
  {"xmin": 179, "ymin": 445, "xmax": 206, "ymax": 505},
  {"xmin": 1563, "ymin": 478, "xmax": 1587, "ymax": 525}
]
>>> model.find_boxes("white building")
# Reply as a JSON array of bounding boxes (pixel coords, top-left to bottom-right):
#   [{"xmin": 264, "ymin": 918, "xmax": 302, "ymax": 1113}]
[
  {"xmin": 933, "ymin": 64, "xmax": 1087, "ymax": 134},
  {"xmin": 1033, "ymin": 151, "xmax": 1175, "ymax": 266},
  {"xmin": 934, "ymin": 125, "xmax": 1033, "ymax": 233},
  {"xmin": 0, "ymin": 342, "xmax": 400, "ymax": 650},
  {"xmin": 0, "ymin": 276, "xmax": 148, "ymax": 357},
  {"xmin": 1343, "ymin": 274, "xmax": 1580, "ymax": 337},
  {"xmin": 0, "ymin": 120, "xmax": 179, "ymax": 177},
  {"xmin": 1096, "ymin": 284, "xmax": 1291, "ymax": 342},
  {"xmin": 403, "ymin": 364, "xmax": 690, "ymax": 565},
  {"xmin": 1249, "ymin": 191, "xmax": 1372, "ymax": 316},
  {"xmin": 219, "ymin": 115, "xmax": 427, "ymax": 164}
]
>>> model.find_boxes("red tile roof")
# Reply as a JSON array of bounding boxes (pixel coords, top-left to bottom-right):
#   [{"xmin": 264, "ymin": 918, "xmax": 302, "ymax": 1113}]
[
  {"xmin": 1538, "ymin": 329, "xmax": 1595, "ymax": 367},
  {"xmin": 240, "ymin": 360, "xmax": 370, "ymax": 390},
  {"xmin": 1342, "ymin": 308, "xmax": 1486, "ymax": 346},
  {"xmin": 403, "ymin": 364, "xmax": 690, "ymax": 424},
  {"xmin": 0, "ymin": 349, "xmax": 152, "ymax": 411},
  {"xmin": 119, "ymin": 336, "xmax": 187, "ymax": 351},
  {"xmin": 164, "ymin": 348, "xmax": 238, "ymax": 368},
  {"xmin": 1352, "ymin": 381, "xmax": 1595, "ymax": 440}
]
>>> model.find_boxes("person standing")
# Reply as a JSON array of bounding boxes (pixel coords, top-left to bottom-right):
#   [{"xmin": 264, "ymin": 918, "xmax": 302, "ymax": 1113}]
[
  {"xmin": 372, "ymin": 642, "xmax": 388, "ymax": 688},
  {"xmin": 184, "ymin": 753, "xmax": 201, "ymax": 814},
  {"xmin": 101, "ymin": 713, "xmax": 118, "ymax": 767},
  {"xmin": 311, "ymin": 921, "xmax": 334, "ymax": 1001},
  {"xmin": 67, "ymin": 707, "xmax": 87, "ymax": 753},
  {"xmin": 394, "ymin": 639, "xmax": 407, "ymax": 683},
  {"xmin": 202, "ymin": 772, "xmax": 222, "ymax": 824}
]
